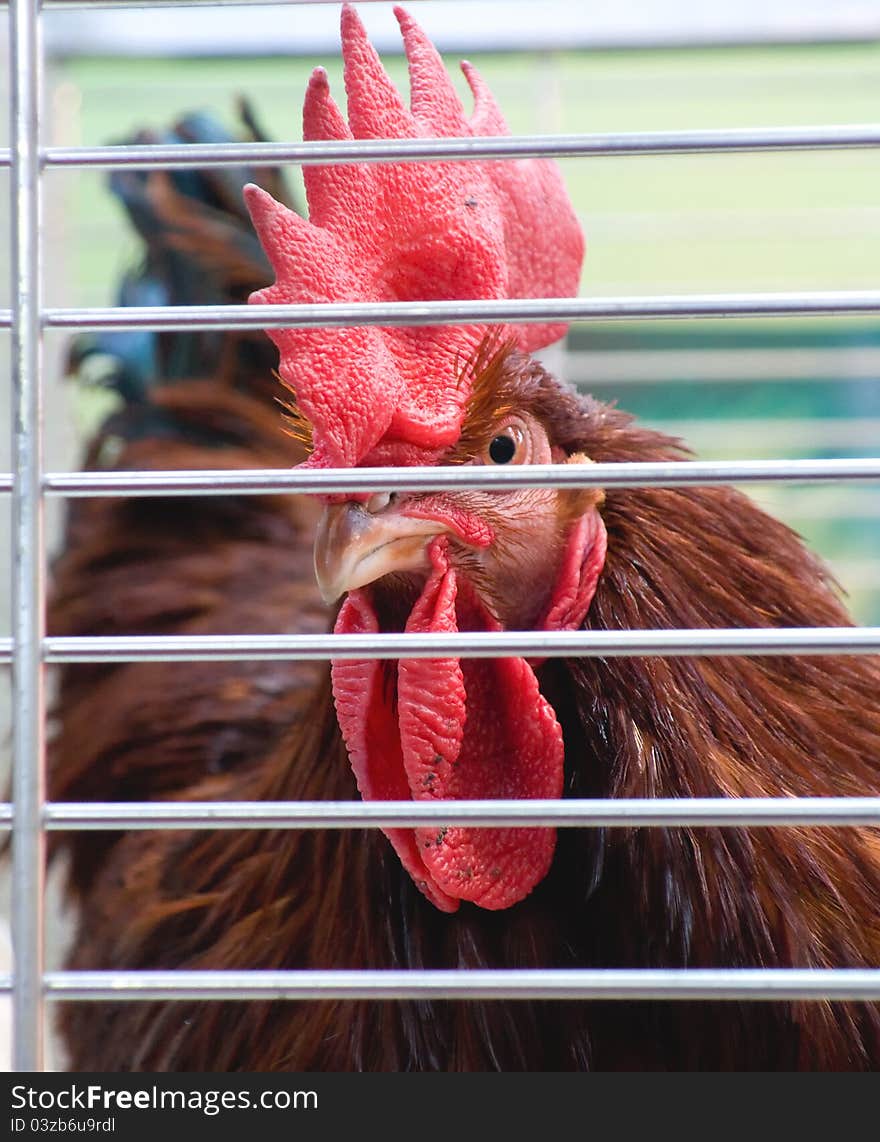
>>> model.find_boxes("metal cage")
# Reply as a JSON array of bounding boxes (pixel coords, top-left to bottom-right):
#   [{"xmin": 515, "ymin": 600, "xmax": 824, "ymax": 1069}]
[{"xmin": 4, "ymin": 0, "xmax": 880, "ymax": 1072}]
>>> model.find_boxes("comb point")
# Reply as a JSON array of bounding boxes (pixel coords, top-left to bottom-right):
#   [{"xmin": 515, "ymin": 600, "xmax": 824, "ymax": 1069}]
[
  {"xmin": 308, "ymin": 66, "xmax": 329, "ymax": 91},
  {"xmin": 461, "ymin": 60, "xmax": 507, "ymax": 136},
  {"xmin": 243, "ymin": 181, "xmax": 276, "ymax": 217},
  {"xmin": 341, "ymin": 1, "xmax": 413, "ymax": 140},
  {"xmin": 242, "ymin": 182, "xmax": 288, "ymax": 243},
  {"xmin": 395, "ymin": 4, "xmax": 465, "ymax": 134},
  {"xmin": 243, "ymin": 183, "xmax": 307, "ymax": 280},
  {"xmin": 304, "ymin": 65, "xmax": 351, "ymax": 143}
]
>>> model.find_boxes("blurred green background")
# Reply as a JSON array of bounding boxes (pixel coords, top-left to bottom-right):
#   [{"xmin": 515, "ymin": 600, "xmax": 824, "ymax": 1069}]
[{"xmin": 42, "ymin": 39, "xmax": 880, "ymax": 621}]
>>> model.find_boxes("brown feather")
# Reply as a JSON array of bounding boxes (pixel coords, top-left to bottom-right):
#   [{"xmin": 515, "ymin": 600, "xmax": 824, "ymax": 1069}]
[
  {"xmin": 53, "ymin": 348, "xmax": 880, "ymax": 1072},
  {"xmin": 48, "ymin": 377, "xmax": 326, "ymax": 894}
]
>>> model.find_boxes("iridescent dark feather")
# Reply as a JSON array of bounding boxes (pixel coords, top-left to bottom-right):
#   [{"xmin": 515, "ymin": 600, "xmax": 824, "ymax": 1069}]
[
  {"xmin": 48, "ymin": 109, "xmax": 325, "ymax": 895},
  {"xmin": 65, "ymin": 103, "xmax": 299, "ymax": 404}
]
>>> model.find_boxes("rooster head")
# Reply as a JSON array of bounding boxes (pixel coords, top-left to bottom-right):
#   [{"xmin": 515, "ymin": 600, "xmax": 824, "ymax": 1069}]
[{"xmin": 246, "ymin": 4, "xmax": 606, "ymax": 912}]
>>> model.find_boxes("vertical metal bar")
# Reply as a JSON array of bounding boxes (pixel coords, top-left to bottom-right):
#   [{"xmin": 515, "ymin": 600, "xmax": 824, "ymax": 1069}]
[{"xmin": 9, "ymin": 0, "xmax": 46, "ymax": 1071}]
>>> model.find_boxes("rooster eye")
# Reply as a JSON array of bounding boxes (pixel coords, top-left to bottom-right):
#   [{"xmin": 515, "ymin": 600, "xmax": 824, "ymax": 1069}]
[
  {"xmin": 482, "ymin": 422, "xmax": 526, "ymax": 466},
  {"xmin": 488, "ymin": 433, "xmax": 518, "ymax": 464},
  {"xmin": 467, "ymin": 416, "xmax": 545, "ymax": 468}
]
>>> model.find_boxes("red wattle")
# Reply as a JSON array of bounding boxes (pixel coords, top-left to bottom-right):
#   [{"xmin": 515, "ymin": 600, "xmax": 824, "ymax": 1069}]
[
  {"xmin": 539, "ymin": 509, "xmax": 608, "ymax": 634},
  {"xmin": 398, "ymin": 543, "xmax": 561, "ymax": 909},
  {"xmin": 330, "ymin": 509, "xmax": 607, "ymax": 912},
  {"xmin": 331, "ymin": 591, "xmax": 459, "ymax": 912},
  {"xmin": 331, "ymin": 540, "xmax": 565, "ymax": 912}
]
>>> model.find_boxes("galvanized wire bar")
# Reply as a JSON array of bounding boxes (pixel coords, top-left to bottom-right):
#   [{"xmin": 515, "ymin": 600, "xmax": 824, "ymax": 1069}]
[
  {"xmin": 0, "ymin": 456, "xmax": 874, "ymax": 504},
  {"xmin": 28, "ymin": 124, "xmax": 880, "ymax": 171},
  {"xmin": 39, "ymin": 0, "xmax": 399, "ymax": 7},
  {"xmin": 0, "ymin": 797, "xmax": 877, "ymax": 832},
  {"xmin": 3, "ymin": 291, "xmax": 880, "ymax": 332},
  {"xmin": 36, "ymin": 291, "xmax": 880, "ymax": 331},
  {"xmin": 39, "ymin": 458, "xmax": 880, "ymax": 498},
  {"xmin": 1, "ymin": 627, "xmax": 880, "ymax": 668},
  {"xmin": 3, "ymin": 124, "xmax": 880, "ymax": 171},
  {"xmin": 40, "ymin": 968, "xmax": 880, "ymax": 1003},
  {"xmin": 37, "ymin": 797, "xmax": 880, "ymax": 831},
  {"xmin": 39, "ymin": 628, "xmax": 880, "ymax": 664},
  {"xmin": 9, "ymin": 0, "xmax": 47, "ymax": 1074}
]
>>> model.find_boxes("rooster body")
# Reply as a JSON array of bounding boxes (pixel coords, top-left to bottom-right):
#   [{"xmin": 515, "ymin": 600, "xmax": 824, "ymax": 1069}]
[
  {"xmin": 52, "ymin": 7, "xmax": 880, "ymax": 1072},
  {"xmin": 59, "ymin": 374, "xmax": 880, "ymax": 1071}
]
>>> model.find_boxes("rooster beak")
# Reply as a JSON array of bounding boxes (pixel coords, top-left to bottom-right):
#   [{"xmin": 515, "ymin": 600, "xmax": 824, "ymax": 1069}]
[{"xmin": 314, "ymin": 498, "xmax": 446, "ymax": 604}]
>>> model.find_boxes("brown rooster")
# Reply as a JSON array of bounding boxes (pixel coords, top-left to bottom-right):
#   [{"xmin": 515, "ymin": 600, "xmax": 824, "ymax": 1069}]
[{"xmin": 53, "ymin": 6, "xmax": 880, "ymax": 1071}]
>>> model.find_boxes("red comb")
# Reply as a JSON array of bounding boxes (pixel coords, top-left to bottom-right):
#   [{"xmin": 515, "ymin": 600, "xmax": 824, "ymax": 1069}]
[{"xmin": 245, "ymin": 4, "xmax": 584, "ymax": 468}]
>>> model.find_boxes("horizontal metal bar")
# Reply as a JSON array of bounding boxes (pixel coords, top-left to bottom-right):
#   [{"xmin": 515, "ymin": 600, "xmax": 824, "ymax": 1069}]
[
  {"xmin": 32, "ymin": 798, "xmax": 880, "ymax": 831},
  {"xmin": 1, "ymin": 628, "xmax": 878, "ymax": 669},
  {"xmin": 27, "ymin": 0, "xmax": 880, "ymax": 54},
  {"xmin": 38, "ymin": 0, "xmax": 376, "ymax": 7},
  {"xmin": 36, "ymin": 628, "xmax": 880, "ymax": 664},
  {"xmin": 37, "ymin": 459, "xmax": 880, "ymax": 498},
  {"xmin": 2, "ymin": 797, "xmax": 878, "ymax": 832},
  {"xmin": 37, "ymin": 968, "xmax": 880, "ymax": 1002},
  {"xmin": 0, "ymin": 458, "xmax": 877, "ymax": 504},
  {"xmin": 9, "ymin": 124, "xmax": 877, "ymax": 172},
  {"xmin": 2, "ymin": 124, "xmax": 879, "ymax": 172},
  {"xmin": 38, "ymin": 0, "xmax": 396, "ymax": 7},
  {"xmin": 13, "ymin": 629, "xmax": 880, "ymax": 666},
  {"xmin": 33, "ymin": 291, "xmax": 880, "ymax": 332},
  {"xmin": 4, "ymin": 292, "xmax": 880, "ymax": 334}
]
